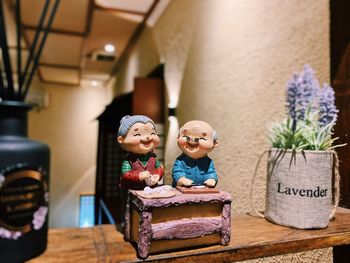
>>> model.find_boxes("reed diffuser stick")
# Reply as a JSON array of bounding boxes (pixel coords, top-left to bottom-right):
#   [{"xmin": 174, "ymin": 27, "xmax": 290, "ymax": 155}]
[
  {"xmin": 16, "ymin": 0, "xmax": 22, "ymax": 97},
  {"xmin": 18, "ymin": 0, "xmax": 50, "ymax": 99},
  {"xmin": 0, "ymin": 64, "xmax": 5, "ymax": 99},
  {"xmin": 0, "ymin": 1, "xmax": 14, "ymax": 100},
  {"xmin": 21, "ymin": 0, "xmax": 60, "ymax": 100}
]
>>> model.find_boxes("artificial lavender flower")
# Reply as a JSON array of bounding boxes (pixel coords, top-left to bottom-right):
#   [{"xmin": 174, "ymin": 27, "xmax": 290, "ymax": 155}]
[
  {"xmin": 32, "ymin": 206, "xmax": 48, "ymax": 230},
  {"xmin": 319, "ymin": 84, "xmax": 338, "ymax": 127},
  {"xmin": 297, "ymin": 64, "xmax": 320, "ymax": 118},
  {"xmin": 274, "ymin": 65, "xmax": 341, "ymax": 150},
  {"xmin": 286, "ymin": 65, "xmax": 320, "ymax": 131},
  {"xmin": 286, "ymin": 74, "xmax": 299, "ymax": 122}
]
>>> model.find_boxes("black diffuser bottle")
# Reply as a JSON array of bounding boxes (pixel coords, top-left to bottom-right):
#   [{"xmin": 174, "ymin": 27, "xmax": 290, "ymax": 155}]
[{"xmin": 0, "ymin": 101, "xmax": 50, "ymax": 262}]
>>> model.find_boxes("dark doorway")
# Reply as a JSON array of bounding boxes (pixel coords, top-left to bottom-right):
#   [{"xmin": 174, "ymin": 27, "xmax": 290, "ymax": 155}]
[
  {"xmin": 331, "ymin": 0, "xmax": 350, "ymax": 208},
  {"xmin": 94, "ymin": 64, "xmax": 165, "ymax": 231},
  {"xmin": 331, "ymin": 1, "xmax": 350, "ymax": 262}
]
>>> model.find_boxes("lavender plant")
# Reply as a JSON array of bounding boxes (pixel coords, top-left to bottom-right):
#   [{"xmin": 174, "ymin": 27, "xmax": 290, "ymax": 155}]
[
  {"xmin": 271, "ymin": 65, "xmax": 342, "ymax": 150},
  {"xmin": 319, "ymin": 83, "xmax": 338, "ymax": 127}
]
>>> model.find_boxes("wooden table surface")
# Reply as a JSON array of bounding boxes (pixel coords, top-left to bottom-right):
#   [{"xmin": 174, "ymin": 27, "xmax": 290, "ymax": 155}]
[{"xmin": 29, "ymin": 208, "xmax": 350, "ymax": 263}]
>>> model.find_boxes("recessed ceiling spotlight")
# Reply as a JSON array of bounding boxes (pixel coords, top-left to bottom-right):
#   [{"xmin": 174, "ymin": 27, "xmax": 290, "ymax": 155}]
[
  {"xmin": 91, "ymin": 80, "xmax": 99, "ymax": 87},
  {"xmin": 104, "ymin": 44, "xmax": 115, "ymax": 53}
]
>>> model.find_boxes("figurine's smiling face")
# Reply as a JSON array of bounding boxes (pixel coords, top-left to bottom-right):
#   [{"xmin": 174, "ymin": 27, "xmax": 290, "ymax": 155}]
[
  {"xmin": 177, "ymin": 121, "xmax": 218, "ymax": 159},
  {"xmin": 118, "ymin": 122, "xmax": 159, "ymax": 154}
]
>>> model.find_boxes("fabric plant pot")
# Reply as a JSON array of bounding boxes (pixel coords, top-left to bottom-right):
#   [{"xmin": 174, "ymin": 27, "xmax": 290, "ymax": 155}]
[{"xmin": 265, "ymin": 148, "xmax": 335, "ymax": 229}]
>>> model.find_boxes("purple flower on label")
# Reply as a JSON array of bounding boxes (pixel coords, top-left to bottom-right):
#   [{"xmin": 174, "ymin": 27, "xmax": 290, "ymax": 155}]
[
  {"xmin": 44, "ymin": 192, "xmax": 49, "ymax": 202},
  {"xmin": 0, "ymin": 227, "xmax": 22, "ymax": 240},
  {"xmin": 32, "ymin": 206, "xmax": 48, "ymax": 230},
  {"xmin": 0, "ymin": 174, "xmax": 4, "ymax": 186},
  {"xmin": 319, "ymin": 83, "xmax": 338, "ymax": 127},
  {"xmin": 0, "ymin": 205, "xmax": 48, "ymax": 240}
]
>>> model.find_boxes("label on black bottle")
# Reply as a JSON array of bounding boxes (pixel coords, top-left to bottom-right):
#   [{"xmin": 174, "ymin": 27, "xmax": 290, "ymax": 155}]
[{"xmin": 0, "ymin": 164, "xmax": 48, "ymax": 235}]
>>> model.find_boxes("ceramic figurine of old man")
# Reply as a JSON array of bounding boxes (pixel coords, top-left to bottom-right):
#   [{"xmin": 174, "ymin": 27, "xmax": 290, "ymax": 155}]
[
  {"xmin": 172, "ymin": 120, "xmax": 219, "ymax": 187},
  {"xmin": 117, "ymin": 115, "xmax": 163, "ymax": 190}
]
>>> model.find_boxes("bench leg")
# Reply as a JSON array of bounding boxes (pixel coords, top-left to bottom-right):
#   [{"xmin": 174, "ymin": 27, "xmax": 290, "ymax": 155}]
[
  {"xmin": 137, "ymin": 211, "xmax": 152, "ymax": 259},
  {"xmin": 221, "ymin": 203, "xmax": 231, "ymax": 245},
  {"xmin": 124, "ymin": 193, "xmax": 131, "ymax": 241}
]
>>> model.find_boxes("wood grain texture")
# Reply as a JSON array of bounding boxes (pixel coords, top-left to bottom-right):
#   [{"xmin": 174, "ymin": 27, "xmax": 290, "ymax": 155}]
[
  {"xmin": 151, "ymin": 202, "xmax": 223, "ymax": 224},
  {"xmin": 29, "ymin": 208, "xmax": 350, "ymax": 263},
  {"xmin": 129, "ymin": 190, "xmax": 232, "ymax": 211},
  {"xmin": 151, "ymin": 217, "xmax": 221, "ymax": 240}
]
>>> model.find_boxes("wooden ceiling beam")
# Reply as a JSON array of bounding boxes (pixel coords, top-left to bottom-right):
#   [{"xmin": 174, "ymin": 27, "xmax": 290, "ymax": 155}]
[
  {"xmin": 85, "ymin": 0, "xmax": 94, "ymax": 35},
  {"xmin": 38, "ymin": 79, "xmax": 80, "ymax": 87},
  {"xmin": 76, "ymin": 0, "xmax": 93, "ymax": 85},
  {"xmin": 39, "ymin": 62, "xmax": 81, "ymax": 70},
  {"xmin": 1, "ymin": 63, "xmax": 80, "ymax": 71},
  {"xmin": 94, "ymin": 3, "xmax": 146, "ymax": 16},
  {"xmin": 23, "ymin": 25, "xmax": 86, "ymax": 37},
  {"xmin": 78, "ymin": 0, "xmax": 94, "ymax": 80}
]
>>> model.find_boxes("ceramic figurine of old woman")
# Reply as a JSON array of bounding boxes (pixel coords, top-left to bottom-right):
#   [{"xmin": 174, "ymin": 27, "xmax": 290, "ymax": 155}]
[
  {"xmin": 117, "ymin": 115, "xmax": 163, "ymax": 190},
  {"xmin": 172, "ymin": 120, "xmax": 219, "ymax": 187}
]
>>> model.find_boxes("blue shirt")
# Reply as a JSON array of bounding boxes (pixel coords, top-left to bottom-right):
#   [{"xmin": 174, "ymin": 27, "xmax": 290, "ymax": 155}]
[{"xmin": 172, "ymin": 153, "xmax": 218, "ymax": 187}]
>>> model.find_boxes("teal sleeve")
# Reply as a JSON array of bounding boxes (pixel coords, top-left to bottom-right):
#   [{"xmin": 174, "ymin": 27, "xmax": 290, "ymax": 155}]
[
  {"xmin": 155, "ymin": 159, "xmax": 162, "ymax": 168},
  {"xmin": 206, "ymin": 160, "xmax": 218, "ymax": 181},
  {"xmin": 121, "ymin": 160, "xmax": 131, "ymax": 174},
  {"xmin": 172, "ymin": 159, "xmax": 185, "ymax": 185}
]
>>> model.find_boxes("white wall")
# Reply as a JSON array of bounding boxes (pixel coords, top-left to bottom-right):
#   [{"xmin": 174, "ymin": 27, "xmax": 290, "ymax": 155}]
[{"xmin": 28, "ymin": 80, "xmax": 112, "ymax": 227}]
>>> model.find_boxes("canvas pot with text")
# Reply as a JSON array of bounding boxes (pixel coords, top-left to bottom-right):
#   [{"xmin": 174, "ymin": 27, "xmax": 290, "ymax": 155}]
[
  {"xmin": 265, "ymin": 148, "xmax": 334, "ymax": 229},
  {"xmin": 261, "ymin": 65, "xmax": 344, "ymax": 229}
]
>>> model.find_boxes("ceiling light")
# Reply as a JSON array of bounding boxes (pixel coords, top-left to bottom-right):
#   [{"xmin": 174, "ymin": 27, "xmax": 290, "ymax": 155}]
[
  {"xmin": 104, "ymin": 44, "xmax": 115, "ymax": 53},
  {"xmin": 91, "ymin": 80, "xmax": 99, "ymax": 87}
]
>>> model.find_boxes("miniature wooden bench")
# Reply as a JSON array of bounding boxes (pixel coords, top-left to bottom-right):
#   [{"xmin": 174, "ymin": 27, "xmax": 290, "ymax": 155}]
[{"xmin": 127, "ymin": 189, "xmax": 232, "ymax": 259}]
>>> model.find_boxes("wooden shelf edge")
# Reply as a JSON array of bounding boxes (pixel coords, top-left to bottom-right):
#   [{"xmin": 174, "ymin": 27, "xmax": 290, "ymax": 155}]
[{"xmin": 30, "ymin": 208, "xmax": 350, "ymax": 263}]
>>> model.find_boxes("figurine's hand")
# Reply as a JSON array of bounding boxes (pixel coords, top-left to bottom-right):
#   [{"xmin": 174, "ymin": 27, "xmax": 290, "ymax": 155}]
[
  {"xmin": 177, "ymin": 177, "xmax": 193, "ymax": 187},
  {"xmin": 204, "ymin": 179, "xmax": 216, "ymax": 188},
  {"xmin": 145, "ymin": 174, "xmax": 160, "ymax": 186},
  {"xmin": 139, "ymin": 171, "xmax": 151, "ymax": 181}
]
